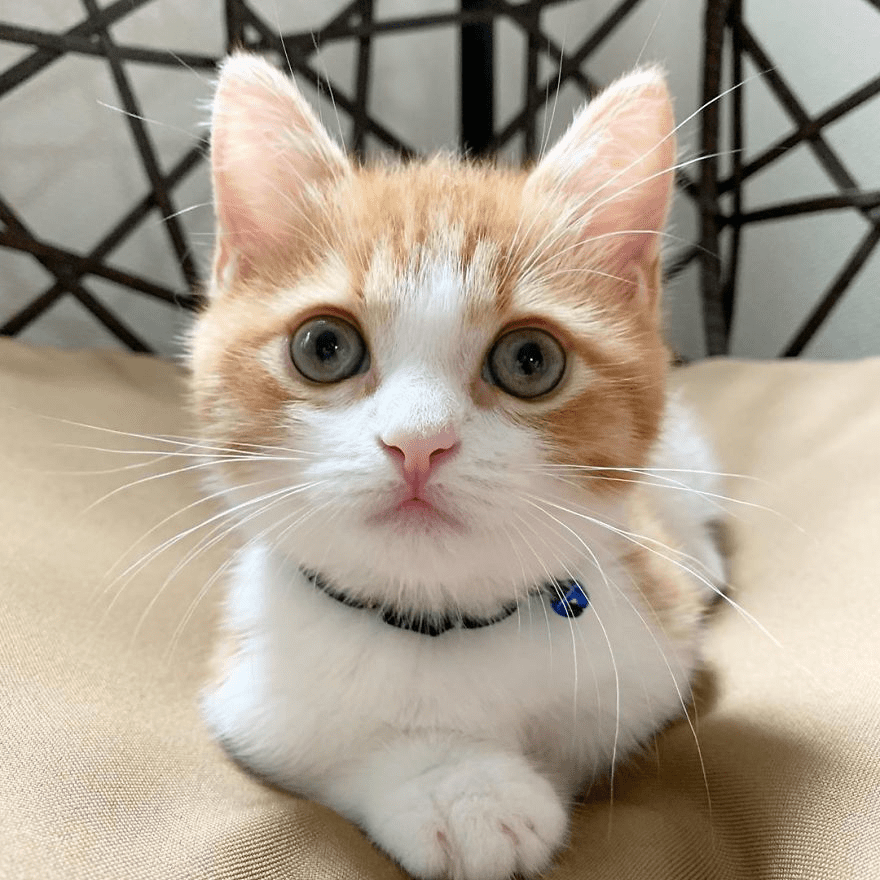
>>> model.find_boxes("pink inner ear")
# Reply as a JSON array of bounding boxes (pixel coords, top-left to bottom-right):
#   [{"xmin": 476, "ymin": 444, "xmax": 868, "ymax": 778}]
[
  {"xmin": 210, "ymin": 54, "xmax": 349, "ymax": 282},
  {"xmin": 529, "ymin": 70, "xmax": 676, "ymax": 273}
]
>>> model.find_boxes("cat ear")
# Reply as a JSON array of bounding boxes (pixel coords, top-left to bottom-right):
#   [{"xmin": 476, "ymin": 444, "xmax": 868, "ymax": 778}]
[
  {"xmin": 526, "ymin": 68, "xmax": 676, "ymax": 281},
  {"xmin": 209, "ymin": 53, "xmax": 350, "ymax": 288}
]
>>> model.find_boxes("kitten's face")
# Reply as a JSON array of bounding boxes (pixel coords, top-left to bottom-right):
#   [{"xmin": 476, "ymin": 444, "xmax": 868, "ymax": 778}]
[{"xmin": 191, "ymin": 55, "xmax": 675, "ymax": 614}]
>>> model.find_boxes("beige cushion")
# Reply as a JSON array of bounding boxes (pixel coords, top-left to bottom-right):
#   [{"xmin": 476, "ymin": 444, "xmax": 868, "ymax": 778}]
[{"xmin": 1, "ymin": 337, "xmax": 878, "ymax": 879}]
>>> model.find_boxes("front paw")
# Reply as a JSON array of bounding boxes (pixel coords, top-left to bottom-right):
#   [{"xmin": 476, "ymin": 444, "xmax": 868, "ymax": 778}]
[{"xmin": 365, "ymin": 752, "xmax": 568, "ymax": 880}]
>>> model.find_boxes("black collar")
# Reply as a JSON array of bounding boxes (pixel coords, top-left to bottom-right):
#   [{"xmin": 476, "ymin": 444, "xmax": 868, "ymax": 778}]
[{"xmin": 301, "ymin": 568, "xmax": 590, "ymax": 637}]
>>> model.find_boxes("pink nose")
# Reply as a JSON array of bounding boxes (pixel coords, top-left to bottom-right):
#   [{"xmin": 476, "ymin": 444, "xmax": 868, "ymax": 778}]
[{"xmin": 381, "ymin": 427, "xmax": 460, "ymax": 492}]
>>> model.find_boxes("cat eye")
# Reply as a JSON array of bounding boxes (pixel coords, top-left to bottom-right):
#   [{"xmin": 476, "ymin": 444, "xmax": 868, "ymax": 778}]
[
  {"xmin": 485, "ymin": 328, "xmax": 566, "ymax": 399},
  {"xmin": 290, "ymin": 316, "xmax": 369, "ymax": 383}
]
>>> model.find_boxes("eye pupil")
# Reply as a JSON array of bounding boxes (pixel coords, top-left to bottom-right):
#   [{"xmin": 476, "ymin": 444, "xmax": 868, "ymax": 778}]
[
  {"xmin": 315, "ymin": 330, "xmax": 340, "ymax": 362},
  {"xmin": 516, "ymin": 343, "xmax": 544, "ymax": 376}
]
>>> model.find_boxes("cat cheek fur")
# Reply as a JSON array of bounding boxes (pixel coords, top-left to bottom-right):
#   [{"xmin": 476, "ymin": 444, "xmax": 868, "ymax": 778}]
[{"xmin": 193, "ymin": 53, "xmax": 724, "ymax": 880}]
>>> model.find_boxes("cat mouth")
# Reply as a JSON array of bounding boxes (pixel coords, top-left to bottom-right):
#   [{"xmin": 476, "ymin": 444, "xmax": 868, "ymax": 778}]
[
  {"xmin": 397, "ymin": 497, "xmax": 435, "ymax": 513},
  {"xmin": 370, "ymin": 493, "xmax": 463, "ymax": 531}
]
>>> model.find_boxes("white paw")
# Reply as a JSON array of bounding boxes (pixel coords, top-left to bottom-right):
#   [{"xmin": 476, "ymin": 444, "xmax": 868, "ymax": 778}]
[{"xmin": 365, "ymin": 752, "xmax": 568, "ymax": 880}]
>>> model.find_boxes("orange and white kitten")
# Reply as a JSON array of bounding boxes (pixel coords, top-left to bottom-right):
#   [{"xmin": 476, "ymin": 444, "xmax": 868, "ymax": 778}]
[{"xmin": 192, "ymin": 53, "xmax": 724, "ymax": 880}]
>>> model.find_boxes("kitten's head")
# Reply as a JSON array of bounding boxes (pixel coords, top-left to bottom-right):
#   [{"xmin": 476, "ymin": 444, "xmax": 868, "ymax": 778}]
[{"xmin": 191, "ymin": 54, "xmax": 676, "ymax": 615}]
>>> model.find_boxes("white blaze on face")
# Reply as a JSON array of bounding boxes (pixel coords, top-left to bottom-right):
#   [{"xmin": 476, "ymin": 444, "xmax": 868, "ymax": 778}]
[{"xmin": 365, "ymin": 245, "xmax": 476, "ymax": 444}]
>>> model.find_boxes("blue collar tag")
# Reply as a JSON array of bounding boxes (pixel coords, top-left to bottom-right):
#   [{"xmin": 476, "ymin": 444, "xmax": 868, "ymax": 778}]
[{"xmin": 549, "ymin": 580, "xmax": 590, "ymax": 618}]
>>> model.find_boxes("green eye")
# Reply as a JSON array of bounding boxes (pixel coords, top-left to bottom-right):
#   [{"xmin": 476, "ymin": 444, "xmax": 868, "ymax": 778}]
[
  {"xmin": 486, "ymin": 328, "xmax": 566, "ymax": 399},
  {"xmin": 290, "ymin": 316, "xmax": 368, "ymax": 383}
]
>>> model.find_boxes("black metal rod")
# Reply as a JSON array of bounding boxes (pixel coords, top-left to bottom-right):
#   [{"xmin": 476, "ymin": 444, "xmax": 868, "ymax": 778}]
[
  {"xmin": 0, "ymin": 141, "xmax": 206, "ymax": 336},
  {"xmin": 0, "ymin": 285, "xmax": 67, "ymax": 337},
  {"xmin": 288, "ymin": 1, "xmax": 573, "ymax": 45},
  {"xmin": 68, "ymin": 285, "xmax": 154, "ymax": 353},
  {"xmin": 225, "ymin": 0, "xmax": 246, "ymax": 50},
  {"xmin": 698, "ymin": 0, "xmax": 733, "ymax": 356},
  {"xmin": 738, "ymin": 22, "xmax": 878, "ymax": 229},
  {"xmin": 0, "ymin": 197, "xmax": 152, "ymax": 351},
  {"xmin": 79, "ymin": 0, "xmax": 201, "ymax": 292},
  {"xmin": 728, "ymin": 190, "xmax": 880, "ymax": 225},
  {"xmin": 487, "ymin": 0, "xmax": 643, "ymax": 152},
  {"xmin": 0, "ymin": 24, "xmax": 217, "ymax": 69},
  {"xmin": 239, "ymin": 5, "xmax": 417, "ymax": 157},
  {"xmin": 0, "ymin": 230, "xmax": 199, "ymax": 306},
  {"xmin": 522, "ymin": 1, "xmax": 540, "ymax": 160},
  {"xmin": 720, "ymin": 0, "xmax": 744, "ymax": 335},
  {"xmin": 0, "ymin": 0, "xmax": 156, "ymax": 98},
  {"xmin": 276, "ymin": 0, "xmax": 366, "ymax": 56},
  {"xmin": 460, "ymin": 0, "xmax": 495, "ymax": 156},
  {"xmin": 717, "ymin": 73, "xmax": 880, "ymax": 196},
  {"xmin": 782, "ymin": 223, "xmax": 880, "ymax": 357},
  {"xmin": 352, "ymin": 0, "xmax": 375, "ymax": 156},
  {"xmin": 87, "ymin": 141, "xmax": 208, "ymax": 270}
]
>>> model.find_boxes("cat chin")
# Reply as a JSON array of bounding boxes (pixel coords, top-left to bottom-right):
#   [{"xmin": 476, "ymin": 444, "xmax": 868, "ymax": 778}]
[{"xmin": 259, "ymin": 520, "xmax": 601, "ymax": 618}]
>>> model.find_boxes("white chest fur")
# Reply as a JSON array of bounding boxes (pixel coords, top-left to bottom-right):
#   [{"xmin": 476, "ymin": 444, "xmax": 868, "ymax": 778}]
[{"xmin": 203, "ymin": 531, "xmax": 704, "ymax": 878}]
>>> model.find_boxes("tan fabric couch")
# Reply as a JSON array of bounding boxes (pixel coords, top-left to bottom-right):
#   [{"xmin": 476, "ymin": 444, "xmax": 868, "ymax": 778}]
[{"xmin": 1, "ymin": 336, "xmax": 878, "ymax": 879}]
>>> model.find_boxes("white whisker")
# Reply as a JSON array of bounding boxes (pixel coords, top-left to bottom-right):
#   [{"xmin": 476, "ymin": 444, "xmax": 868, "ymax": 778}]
[
  {"xmin": 135, "ymin": 480, "xmax": 324, "ymax": 645},
  {"xmin": 523, "ymin": 491, "xmax": 808, "ymax": 677},
  {"xmin": 101, "ymin": 474, "xmax": 284, "ymax": 587},
  {"xmin": 20, "ymin": 410, "xmax": 317, "ymax": 457},
  {"xmin": 515, "ymin": 500, "xmax": 622, "ymax": 801},
  {"xmin": 537, "ymin": 470, "xmax": 761, "ymax": 524},
  {"xmin": 633, "ymin": 0, "xmax": 668, "ymax": 68},
  {"xmin": 161, "ymin": 201, "xmax": 212, "ymax": 221},
  {"xmin": 574, "ymin": 71, "xmax": 764, "ymax": 212},
  {"xmin": 95, "ymin": 100, "xmax": 194, "ymax": 137},
  {"xmin": 81, "ymin": 455, "xmax": 282, "ymax": 514},
  {"xmin": 538, "ymin": 14, "xmax": 568, "ymax": 162},
  {"xmin": 101, "ymin": 481, "xmax": 323, "ymax": 616}
]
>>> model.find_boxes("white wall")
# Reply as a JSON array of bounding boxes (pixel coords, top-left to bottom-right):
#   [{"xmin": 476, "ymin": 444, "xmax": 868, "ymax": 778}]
[{"xmin": 1, "ymin": 0, "xmax": 877, "ymax": 359}]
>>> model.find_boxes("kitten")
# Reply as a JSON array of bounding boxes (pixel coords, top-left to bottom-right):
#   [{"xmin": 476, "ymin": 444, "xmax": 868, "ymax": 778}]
[{"xmin": 191, "ymin": 53, "xmax": 725, "ymax": 880}]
